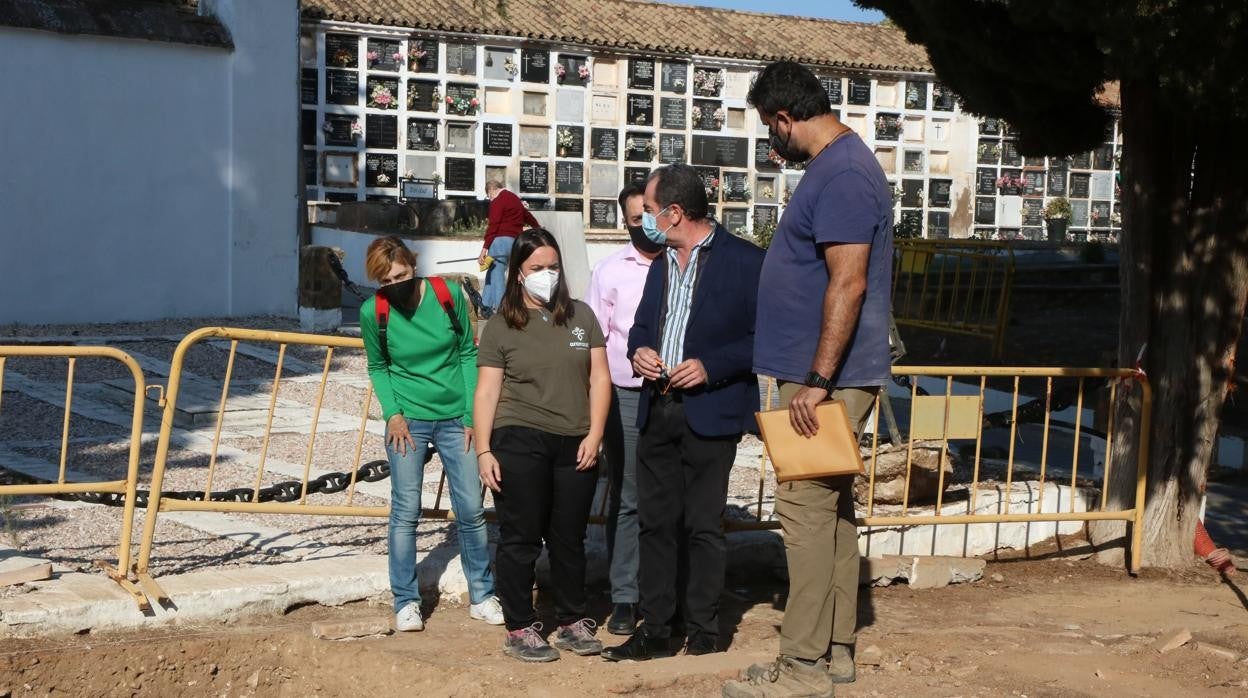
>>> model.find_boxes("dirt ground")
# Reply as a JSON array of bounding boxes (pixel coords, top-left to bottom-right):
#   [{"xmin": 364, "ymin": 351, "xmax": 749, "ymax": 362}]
[{"xmin": 1, "ymin": 550, "xmax": 1245, "ymax": 698}]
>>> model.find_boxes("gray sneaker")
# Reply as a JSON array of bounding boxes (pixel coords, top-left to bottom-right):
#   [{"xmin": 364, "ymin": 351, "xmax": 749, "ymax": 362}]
[
  {"xmin": 827, "ymin": 644, "xmax": 856, "ymax": 683},
  {"xmin": 551, "ymin": 619, "xmax": 603, "ymax": 656},
  {"xmin": 503, "ymin": 623, "xmax": 561, "ymax": 663},
  {"xmin": 724, "ymin": 656, "xmax": 836, "ymax": 698}
]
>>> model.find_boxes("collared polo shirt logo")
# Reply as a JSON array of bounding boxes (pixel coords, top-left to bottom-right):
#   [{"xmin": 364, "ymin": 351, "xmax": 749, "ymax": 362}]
[{"xmin": 570, "ymin": 325, "xmax": 589, "ymax": 349}]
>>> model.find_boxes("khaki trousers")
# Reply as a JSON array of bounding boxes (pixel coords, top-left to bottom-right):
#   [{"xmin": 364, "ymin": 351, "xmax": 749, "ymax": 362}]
[{"xmin": 774, "ymin": 382, "xmax": 877, "ymax": 660}]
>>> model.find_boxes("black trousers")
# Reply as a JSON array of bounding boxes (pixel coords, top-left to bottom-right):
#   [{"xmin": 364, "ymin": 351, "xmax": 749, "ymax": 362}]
[
  {"xmin": 493, "ymin": 425, "xmax": 598, "ymax": 631},
  {"xmin": 637, "ymin": 395, "xmax": 739, "ymax": 640}
]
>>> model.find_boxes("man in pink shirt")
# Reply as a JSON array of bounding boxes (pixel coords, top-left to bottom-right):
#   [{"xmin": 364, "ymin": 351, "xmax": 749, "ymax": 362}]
[{"xmin": 585, "ymin": 182, "xmax": 665, "ymax": 636}]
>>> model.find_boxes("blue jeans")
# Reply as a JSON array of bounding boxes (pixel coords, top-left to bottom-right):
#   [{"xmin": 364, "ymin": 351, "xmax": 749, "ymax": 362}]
[
  {"xmin": 481, "ymin": 236, "xmax": 514, "ymax": 313},
  {"xmin": 387, "ymin": 418, "xmax": 494, "ymax": 611}
]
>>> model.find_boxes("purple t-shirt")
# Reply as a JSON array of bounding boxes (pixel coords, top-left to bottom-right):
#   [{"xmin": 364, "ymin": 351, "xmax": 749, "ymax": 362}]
[{"xmin": 753, "ymin": 132, "xmax": 893, "ymax": 387}]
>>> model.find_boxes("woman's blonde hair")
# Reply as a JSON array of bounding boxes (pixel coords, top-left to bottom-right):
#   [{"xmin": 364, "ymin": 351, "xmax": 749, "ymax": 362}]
[{"xmin": 364, "ymin": 236, "xmax": 418, "ymax": 283}]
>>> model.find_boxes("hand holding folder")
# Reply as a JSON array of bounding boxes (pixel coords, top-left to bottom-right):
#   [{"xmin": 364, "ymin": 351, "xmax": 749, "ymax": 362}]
[{"xmin": 755, "ymin": 401, "xmax": 866, "ymax": 482}]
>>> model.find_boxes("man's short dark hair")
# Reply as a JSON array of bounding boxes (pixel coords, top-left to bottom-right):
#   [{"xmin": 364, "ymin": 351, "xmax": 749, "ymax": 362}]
[
  {"xmin": 617, "ymin": 182, "xmax": 645, "ymax": 216},
  {"xmin": 747, "ymin": 61, "xmax": 831, "ymax": 121},
  {"xmin": 647, "ymin": 164, "xmax": 708, "ymax": 221}
]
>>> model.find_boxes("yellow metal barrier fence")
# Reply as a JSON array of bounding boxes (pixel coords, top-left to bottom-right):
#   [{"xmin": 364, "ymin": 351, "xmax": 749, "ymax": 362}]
[
  {"xmin": 0, "ymin": 346, "xmax": 150, "ymax": 608},
  {"xmin": 893, "ymin": 240, "xmax": 1015, "ymax": 359},
  {"xmin": 736, "ymin": 367, "xmax": 1149, "ymax": 573}
]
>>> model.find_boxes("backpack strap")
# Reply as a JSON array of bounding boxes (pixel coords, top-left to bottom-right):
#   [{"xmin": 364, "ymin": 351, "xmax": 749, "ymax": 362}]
[
  {"xmin": 374, "ymin": 291, "xmax": 391, "ymax": 365},
  {"xmin": 428, "ymin": 276, "xmax": 464, "ymax": 336}
]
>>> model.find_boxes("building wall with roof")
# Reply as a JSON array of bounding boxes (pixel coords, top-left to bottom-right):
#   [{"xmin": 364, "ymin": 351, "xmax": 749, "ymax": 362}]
[{"xmin": 0, "ymin": 0, "xmax": 300, "ymax": 325}]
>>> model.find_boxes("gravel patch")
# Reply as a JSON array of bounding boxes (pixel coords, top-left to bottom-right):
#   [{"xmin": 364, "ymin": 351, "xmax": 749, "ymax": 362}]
[
  {"xmin": 178, "ymin": 342, "xmax": 286, "ymax": 383},
  {"xmin": 286, "ymin": 344, "xmax": 369, "ymax": 375},
  {"xmin": 0, "ymin": 315, "xmax": 300, "ymax": 340},
  {"xmin": 0, "ymin": 356, "xmax": 137, "ymax": 384},
  {"xmin": 269, "ymin": 382, "xmax": 381, "ymax": 422},
  {"xmin": 0, "ymin": 391, "xmax": 128, "ymax": 441},
  {"xmin": 106, "ymin": 339, "xmax": 181, "ymax": 367}
]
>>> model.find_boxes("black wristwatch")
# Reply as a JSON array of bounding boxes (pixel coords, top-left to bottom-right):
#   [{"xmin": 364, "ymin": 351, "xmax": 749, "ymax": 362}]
[{"xmin": 805, "ymin": 371, "xmax": 834, "ymax": 391}]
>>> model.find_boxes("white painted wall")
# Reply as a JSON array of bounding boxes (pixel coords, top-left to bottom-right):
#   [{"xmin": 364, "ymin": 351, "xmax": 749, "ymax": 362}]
[{"xmin": 0, "ymin": 0, "xmax": 300, "ymax": 325}]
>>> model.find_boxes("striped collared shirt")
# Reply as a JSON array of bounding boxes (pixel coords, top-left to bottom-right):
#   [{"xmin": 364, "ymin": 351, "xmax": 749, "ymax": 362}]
[{"xmin": 659, "ymin": 227, "xmax": 717, "ymax": 369}]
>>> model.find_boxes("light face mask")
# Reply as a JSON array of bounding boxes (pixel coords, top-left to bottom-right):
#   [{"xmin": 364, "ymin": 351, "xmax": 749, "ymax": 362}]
[
  {"xmin": 641, "ymin": 207, "xmax": 673, "ymax": 245},
  {"xmin": 522, "ymin": 269, "xmax": 560, "ymax": 304}
]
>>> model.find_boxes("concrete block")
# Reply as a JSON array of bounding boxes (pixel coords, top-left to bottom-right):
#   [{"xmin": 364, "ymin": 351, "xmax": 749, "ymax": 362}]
[
  {"xmin": 0, "ymin": 557, "xmax": 51, "ymax": 587},
  {"xmin": 860, "ymin": 555, "xmax": 909, "ymax": 587},
  {"xmin": 1153, "ymin": 628, "xmax": 1192, "ymax": 654},
  {"xmin": 311, "ymin": 619, "xmax": 392, "ymax": 640},
  {"xmin": 299, "ymin": 306, "xmax": 342, "ymax": 333},
  {"xmin": 908, "ymin": 556, "xmax": 985, "ymax": 589},
  {"xmin": 1195, "ymin": 641, "xmax": 1239, "ymax": 661}
]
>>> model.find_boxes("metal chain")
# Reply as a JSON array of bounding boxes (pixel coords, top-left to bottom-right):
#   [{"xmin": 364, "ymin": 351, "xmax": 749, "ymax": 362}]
[
  {"xmin": 325, "ymin": 253, "xmax": 368, "ymax": 301},
  {"xmin": 0, "ymin": 460, "xmax": 392, "ymax": 508}
]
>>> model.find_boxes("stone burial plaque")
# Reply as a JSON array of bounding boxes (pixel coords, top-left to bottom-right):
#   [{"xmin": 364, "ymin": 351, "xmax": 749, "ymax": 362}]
[
  {"xmin": 557, "ymin": 54, "xmax": 589, "ymax": 87},
  {"xmin": 556, "ymin": 89, "xmax": 585, "ymax": 122},
  {"xmin": 977, "ymin": 142, "xmax": 1000, "ymax": 165},
  {"xmin": 820, "ymin": 75, "xmax": 843, "ymax": 105},
  {"xmin": 519, "ymin": 160, "xmax": 549, "ymax": 193},
  {"xmin": 555, "ymin": 161, "xmax": 584, "ymax": 194},
  {"xmin": 520, "ymin": 126, "xmax": 548, "ymax": 157},
  {"xmin": 847, "ymin": 77, "xmax": 871, "ymax": 105},
  {"xmin": 625, "ymin": 167, "xmax": 650, "ymax": 184},
  {"xmin": 753, "ymin": 205, "xmax": 777, "ymax": 227},
  {"xmin": 590, "ymin": 163, "xmax": 618, "ymax": 196},
  {"xmin": 695, "ymin": 166, "xmax": 719, "ymax": 199},
  {"xmin": 932, "ymin": 82, "xmax": 955, "ymax": 111},
  {"xmin": 903, "ymin": 150, "xmax": 924, "ymax": 173},
  {"xmin": 445, "ymin": 42, "xmax": 477, "ymax": 76},
  {"xmin": 302, "ymin": 109, "xmax": 317, "ymax": 147},
  {"xmin": 999, "ymin": 168, "xmax": 1023, "ymax": 195},
  {"xmin": 1090, "ymin": 200, "xmax": 1112, "ymax": 228},
  {"xmin": 1071, "ymin": 199, "xmax": 1089, "ymax": 226},
  {"xmin": 928, "ymin": 178, "xmax": 952, "ymax": 208},
  {"xmin": 905, "ymin": 80, "xmax": 928, "ymax": 110},
  {"xmin": 627, "ymin": 94, "xmax": 654, "ymax": 126},
  {"xmin": 722, "ymin": 208, "xmax": 748, "ymax": 235},
  {"xmin": 407, "ymin": 79, "xmax": 438, "ymax": 112},
  {"xmin": 979, "ymin": 118, "xmax": 1002, "ymax": 136},
  {"xmin": 556, "ymin": 125, "xmax": 585, "ymax": 158},
  {"xmin": 444, "ymin": 157, "xmax": 476, "ymax": 191},
  {"xmin": 900, "ymin": 179, "xmax": 924, "ymax": 207},
  {"xmin": 974, "ymin": 196, "xmax": 996, "ymax": 225},
  {"xmin": 1023, "ymin": 170, "xmax": 1045, "ymax": 196},
  {"xmin": 691, "ymin": 136, "xmax": 749, "ymax": 168},
  {"xmin": 629, "ymin": 59, "xmax": 656, "ymax": 91},
  {"xmin": 928, "ymin": 211, "xmax": 950, "ymax": 239},
  {"xmin": 408, "ymin": 38, "xmax": 438, "ymax": 73},
  {"xmin": 658, "ymin": 133, "xmax": 686, "ymax": 165},
  {"xmin": 303, "ymin": 149, "xmax": 317, "ymax": 186},
  {"xmin": 1047, "ymin": 168, "xmax": 1068, "ymax": 195},
  {"xmin": 898, "ymin": 209, "xmax": 923, "ymax": 237},
  {"xmin": 661, "ymin": 61, "xmax": 688, "ymax": 93},
  {"xmin": 589, "ymin": 199, "xmax": 617, "ymax": 228},
  {"xmin": 591, "ymin": 128, "xmax": 619, "ymax": 160},
  {"xmin": 1093, "ymin": 172, "xmax": 1113, "ymax": 199},
  {"xmin": 365, "ymin": 114, "xmax": 398, "ymax": 149},
  {"xmin": 693, "ymin": 99, "xmax": 721, "ymax": 131},
  {"xmin": 1093, "ymin": 144, "xmax": 1116, "ymax": 170},
  {"xmin": 325, "ymin": 33, "xmax": 358, "ymax": 69},
  {"xmin": 323, "ymin": 114, "xmax": 358, "ymax": 147},
  {"xmin": 407, "ymin": 118, "xmax": 438, "ymax": 151},
  {"xmin": 483, "ymin": 47, "xmax": 516, "ymax": 81},
  {"xmin": 366, "ymin": 75, "xmax": 399, "ymax": 109},
  {"xmin": 324, "ymin": 191, "xmax": 359, "ymax": 203},
  {"xmin": 555, "ymin": 198, "xmax": 583, "ymax": 212},
  {"xmin": 301, "ymin": 68, "xmax": 318, "ymax": 105},
  {"xmin": 973, "ymin": 166, "xmax": 993, "ymax": 193},
  {"xmin": 590, "ymin": 94, "xmax": 616, "ymax": 122},
  {"xmin": 659, "ymin": 98, "xmax": 686, "ymax": 130},
  {"xmin": 522, "ymin": 196, "xmax": 551, "ymax": 210},
  {"xmin": 365, "ymin": 152, "xmax": 398, "ymax": 187},
  {"xmin": 722, "ymin": 171, "xmax": 749, "ymax": 202},
  {"xmin": 1070, "ymin": 172, "xmax": 1091, "ymax": 198},
  {"xmin": 445, "ymin": 121, "xmax": 475, "ymax": 153},
  {"xmin": 1001, "ymin": 140, "xmax": 1022, "ymax": 166},
  {"xmin": 521, "ymin": 47, "xmax": 549, "ymax": 83},
  {"xmin": 367, "ymin": 38, "xmax": 401, "ymax": 72},
  {"xmin": 1022, "ymin": 198, "xmax": 1044, "ymax": 226},
  {"xmin": 1071, "ymin": 151, "xmax": 1092, "ymax": 169},
  {"xmin": 483, "ymin": 122, "xmax": 513, "ymax": 156},
  {"xmin": 625, "ymin": 132, "xmax": 653, "ymax": 162},
  {"xmin": 326, "ymin": 69, "xmax": 359, "ymax": 105},
  {"xmin": 755, "ymin": 139, "xmax": 777, "ymax": 168}
]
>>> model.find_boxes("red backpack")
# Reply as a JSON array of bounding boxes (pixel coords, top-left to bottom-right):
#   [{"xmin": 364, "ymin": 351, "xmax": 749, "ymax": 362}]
[{"xmin": 374, "ymin": 276, "xmax": 463, "ymax": 364}]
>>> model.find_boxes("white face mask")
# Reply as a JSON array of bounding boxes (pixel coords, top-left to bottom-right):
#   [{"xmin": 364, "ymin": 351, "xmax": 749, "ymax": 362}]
[{"xmin": 522, "ymin": 269, "xmax": 560, "ymax": 304}]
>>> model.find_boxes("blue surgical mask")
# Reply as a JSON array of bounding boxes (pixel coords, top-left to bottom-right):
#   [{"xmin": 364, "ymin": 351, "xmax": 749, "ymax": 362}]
[{"xmin": 641, "ymin": 207, "xmax": 672, "ymax": 245}]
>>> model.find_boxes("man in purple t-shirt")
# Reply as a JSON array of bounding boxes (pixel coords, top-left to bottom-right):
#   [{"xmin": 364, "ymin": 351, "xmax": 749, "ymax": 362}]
[{"xmin": 724, "ymin": 61, "xmax": 893, "ymax": 698}]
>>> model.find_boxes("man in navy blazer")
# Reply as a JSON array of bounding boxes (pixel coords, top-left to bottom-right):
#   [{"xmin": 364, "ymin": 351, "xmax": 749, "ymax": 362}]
[{"xmin": 602, "ymin": 164, "xmax": 764, "ymax": 662}]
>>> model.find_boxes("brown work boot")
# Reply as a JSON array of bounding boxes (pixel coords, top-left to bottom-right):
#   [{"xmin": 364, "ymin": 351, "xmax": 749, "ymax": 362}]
[
  {"xmin": 826, "ymin": 644, "xmax": 855, "ymax": 683},
  {"xmin": 722, "ymin": 656, "xmax": 836, "ymax": 698}
]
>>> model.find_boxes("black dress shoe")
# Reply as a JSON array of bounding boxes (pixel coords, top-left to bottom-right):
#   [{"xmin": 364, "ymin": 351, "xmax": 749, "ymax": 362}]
[
  {"xmin": 684, "ymin": 633, "xmax": 719, "ymax": 656},
  {"xmin": 607, "ymin": 603, "xmax": 637, "ymax": 636},
  {"xmin": 601, "ymin": 627, "xmax": 675, "ymax": 662}
]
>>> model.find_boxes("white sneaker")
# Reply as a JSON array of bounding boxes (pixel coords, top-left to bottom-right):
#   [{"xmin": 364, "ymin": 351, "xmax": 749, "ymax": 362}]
[
  {"xmin": 395, "ymin": 602, "xmax": 424, "ymax": 632},
  {"xmin": 469, "ymin": 596, "xmax": 505, "ymax": 625}
]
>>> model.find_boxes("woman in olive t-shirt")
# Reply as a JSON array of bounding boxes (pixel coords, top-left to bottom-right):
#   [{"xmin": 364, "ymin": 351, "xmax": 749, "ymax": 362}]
[{"xmin": 474, "ymin": 228, "xmax": 612, "ymax": 663}]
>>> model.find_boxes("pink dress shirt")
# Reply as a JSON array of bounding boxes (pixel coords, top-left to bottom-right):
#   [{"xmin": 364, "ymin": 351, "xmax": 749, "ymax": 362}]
[{"xmin": 586, "ymin": 244, "xmax": 654, "ymax": 388}]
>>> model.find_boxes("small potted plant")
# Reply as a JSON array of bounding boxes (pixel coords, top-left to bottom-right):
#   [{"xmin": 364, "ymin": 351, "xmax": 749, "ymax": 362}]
[{"xmin": 1044, "ymin": 196, "xmax": 1072, "ymax": 243}]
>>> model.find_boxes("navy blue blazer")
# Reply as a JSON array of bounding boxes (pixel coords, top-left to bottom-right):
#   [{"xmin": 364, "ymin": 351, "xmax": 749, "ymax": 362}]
[{"xmin": 627, "ymin": 225, "xmax": 765, "ymax": 437}]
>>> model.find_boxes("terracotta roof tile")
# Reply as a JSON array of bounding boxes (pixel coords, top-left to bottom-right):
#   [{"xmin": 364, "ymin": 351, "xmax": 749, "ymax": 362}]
[{"xmin": 303, "ymin": 0, "xmax": 932, "ymax": 73}]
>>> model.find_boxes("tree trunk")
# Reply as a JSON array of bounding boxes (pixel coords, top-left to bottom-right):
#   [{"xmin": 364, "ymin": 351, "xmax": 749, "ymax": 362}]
[{"xmin": 1092, "ymin": 77, "xmax": 1248, "ymax": 568}]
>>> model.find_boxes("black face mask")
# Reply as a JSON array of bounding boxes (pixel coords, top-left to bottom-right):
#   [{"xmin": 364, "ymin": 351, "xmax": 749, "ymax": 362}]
[
  {"xmin": 627, "ymin": 225, "xmax": 665, "ymax": 254},
  {"xmin": 379, "ymin": 277, "xmax": 418, "ymax": 310},
  {"xmin": 769, "ymin": 119, "xmax": 810, "ymax": 163}
]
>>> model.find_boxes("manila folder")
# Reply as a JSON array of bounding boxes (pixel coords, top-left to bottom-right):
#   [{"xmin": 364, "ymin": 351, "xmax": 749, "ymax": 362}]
[{"xmin": 755, "ymin": 401, "xmax": 865, "ymax": 482}]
